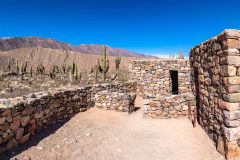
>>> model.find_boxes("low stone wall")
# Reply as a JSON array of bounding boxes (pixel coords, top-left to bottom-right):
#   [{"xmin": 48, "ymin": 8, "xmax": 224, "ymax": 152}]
[
  {"xmin": 0, "ymin": 81, "xmax": 137, "ymax": 153},
  {"xmin": 143, "ymin": 93, "xmax": 196, "ymax": 118},
  {"xmin": 95, "ymin": 91, "xmax": 136, "ymax": 112}
]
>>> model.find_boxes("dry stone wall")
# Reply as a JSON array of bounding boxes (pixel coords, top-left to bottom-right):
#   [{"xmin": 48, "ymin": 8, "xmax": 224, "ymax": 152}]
[
  {"xmin": 143, "ymin": 93, "xmax": 195, "ymax": 118},
  {"xmin": 129, "ymin": 59, "xmax": 191, "ymax": 97},
  {"xmin": 0, "ymin": 81, "xmax": 137, "ymax": 154},
  {"xmin": 95, "ymin": 91, "xmax": 136, "ymax": 112},
  {"xmin": 190, "ymin": 29, "xmax": 240, "ymax": 160}
]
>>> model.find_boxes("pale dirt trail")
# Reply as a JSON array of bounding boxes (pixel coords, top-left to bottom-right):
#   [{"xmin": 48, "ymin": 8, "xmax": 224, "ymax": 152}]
[{"xmin": 0, "ymin": 97, "xmax": 225, "ymax": 160}]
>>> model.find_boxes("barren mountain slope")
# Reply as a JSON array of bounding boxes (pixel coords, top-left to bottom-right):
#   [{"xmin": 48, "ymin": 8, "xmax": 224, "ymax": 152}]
[
  {"xmin": 0, "ymin": 37, "xmax": 152, "ymax": 58},
  {"xmin": 0, "ymin": 47, "xmax": 139, "ymax": 71}
]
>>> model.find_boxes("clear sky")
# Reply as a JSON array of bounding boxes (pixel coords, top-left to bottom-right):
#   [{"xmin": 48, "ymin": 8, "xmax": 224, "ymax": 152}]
[{"xmin": 0, "ymin": 0, "xmax": 240, "ymax": 57}]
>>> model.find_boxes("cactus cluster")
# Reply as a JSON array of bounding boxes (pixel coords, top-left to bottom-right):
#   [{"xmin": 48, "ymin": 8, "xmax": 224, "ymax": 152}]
[
  {"xmin": 169, "ymin": 53, "xmax": 175, "ymax": 59},
  {"xmin": 97, "ymin": 45, "xmax": 109, "ymax": 81},
  {"xmin": 36, "ymin": 63, "xmax": 45, "ymax": 75},
  {"xmin": 178, "ymin": 51, "xmax": 184, "ymax": 59}
]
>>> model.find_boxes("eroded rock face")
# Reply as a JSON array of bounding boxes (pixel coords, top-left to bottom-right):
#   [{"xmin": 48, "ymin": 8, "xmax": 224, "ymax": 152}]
[
  {"xmin": 190, "ymin": 29, "xmax": 240, "ymax": 160},
  {"xmin": 0, "ymin": 81, "xmax": 137, "ymax": 154}
]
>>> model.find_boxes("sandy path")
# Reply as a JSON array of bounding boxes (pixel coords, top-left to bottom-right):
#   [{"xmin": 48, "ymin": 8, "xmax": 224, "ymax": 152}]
[{"xmin": 0, "ymin": 98, "xmax": 225, "ymax": 160}]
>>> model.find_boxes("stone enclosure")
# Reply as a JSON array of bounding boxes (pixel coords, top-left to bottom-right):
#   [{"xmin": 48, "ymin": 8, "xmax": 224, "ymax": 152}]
[
  {"xmin": 1, "ymin": 29, "xmax": 240, "ymax": 160},
  {"xmin": 129, "ymin": 59, "xmax": 195, "ymax": 119},
  {"xmin": 0, "ymin": 82, "xmax": 136, "ymax": 153}
]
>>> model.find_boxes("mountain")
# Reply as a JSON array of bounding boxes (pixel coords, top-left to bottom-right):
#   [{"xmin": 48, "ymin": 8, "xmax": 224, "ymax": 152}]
[{"xmin": 0, "ymin": 36, "xmax": 151, "ymax": 58}]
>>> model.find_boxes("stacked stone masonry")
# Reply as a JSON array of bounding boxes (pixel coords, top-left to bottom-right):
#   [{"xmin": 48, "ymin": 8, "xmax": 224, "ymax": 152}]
[
  {"xmin": 95, "ymin": 91, "xmax": 136, "ymax": 112},
  {"xmin": 129, "ymin": 59, "xmax": 191, "ymax": 97},
  {"xmin": 129, "ymin": 59, "xmax": 195, "ymax": 119},
  {"xmin": 143, "ymin": 93, "xmax": 195, "ymax": 119},
  {"xmin": 190, "ymin": 29, "xmax": 240, "ymax": 160},
  {"xmin": 0, "ymin": 81, "xmax": 137, "ymax": 153}
]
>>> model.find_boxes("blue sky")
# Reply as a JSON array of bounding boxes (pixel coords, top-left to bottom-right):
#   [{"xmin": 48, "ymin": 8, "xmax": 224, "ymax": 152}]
[{"xmin": 0, "ymin": 0, "xmax": 240, "ymax": 57}]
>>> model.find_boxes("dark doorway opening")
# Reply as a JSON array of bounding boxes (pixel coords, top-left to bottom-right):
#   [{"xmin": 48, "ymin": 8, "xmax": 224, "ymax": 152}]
[
  {"xmin": 170, "ymin": 70, "xmax": 178, "ymax": 94},
  {"xmin": 194, "ymin": 68, "xmax": 200, "ymax": 123}
]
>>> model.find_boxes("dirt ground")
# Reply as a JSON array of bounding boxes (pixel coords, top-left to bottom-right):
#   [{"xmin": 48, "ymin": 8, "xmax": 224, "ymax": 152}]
[{"xmin": 0, "ymin": 97, "xmax": 225, "ymax": 160}]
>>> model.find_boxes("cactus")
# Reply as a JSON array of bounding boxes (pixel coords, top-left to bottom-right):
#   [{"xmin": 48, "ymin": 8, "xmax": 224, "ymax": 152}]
[
  {"xmin": 23, "ymin": 61, "xmax": 27, "ymax": 73},
  {"xmin": 71, "ymin": 61, "xmax": 76, "ymax": 75},
  {"xmin": 73, "ymin": 64, "xmax": 78, "ymax": 81},
  {"xmin": 19, "ymin": 59, "xmax": 24, "ymax": 80},
  {"xmin": 62, "ymin": 63, "xmax": 67, "ymax": 74},
  {"xmin": 97, "ymin": 45, "xmax": 109, "ymax": 81},
  {"xmin": 30, "ymin": 67, "xmax": 33, "ymax": 78},
  {"xmin": 7, "ymin": 59, "xmax": 11, "ymax": 71},
  {"xmin": 69, "ymin": 69, "xmax": 72, "ymax": 82},
  {"xmin": 37, "ymin": 63, "xmax": 45, "ymax": 75},
  {"xmin": 178, "ymin": 51, "xmax": 184, "ymax": 59},
  {"xmin": 16, "ymin": 59, "xmax": 19, "ymax": 75},
  {"xmin": 115, "ymin": 53, "xmax": 121, "ymax": 71}
]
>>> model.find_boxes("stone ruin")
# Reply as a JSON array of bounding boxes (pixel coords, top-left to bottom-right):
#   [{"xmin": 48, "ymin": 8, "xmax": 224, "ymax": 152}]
[
  {"xmin": 190, "ymin": 29, "xmax": 240, "ymax": 160},
  {"xmin": 1, "ymin": 29, "xmax": 240, "ymax": 160},
  {"xmin": 128, "ymin": 29, "xmax": 240, "ymax": 160},
  {"xmin": 129, "ymin": 59, "xmax": 196, "ymax": 119}
]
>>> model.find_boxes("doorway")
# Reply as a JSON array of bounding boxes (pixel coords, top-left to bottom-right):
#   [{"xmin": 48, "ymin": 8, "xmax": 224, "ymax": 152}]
[{"xmin": 170, "ymin": 70, "xmax": 178, "ymax": 95}]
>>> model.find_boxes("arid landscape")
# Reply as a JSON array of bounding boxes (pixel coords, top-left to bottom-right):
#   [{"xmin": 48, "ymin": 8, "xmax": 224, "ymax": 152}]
[{"xmin": 1, "ymin": 0, "xmax": 240, "ymax": 160}]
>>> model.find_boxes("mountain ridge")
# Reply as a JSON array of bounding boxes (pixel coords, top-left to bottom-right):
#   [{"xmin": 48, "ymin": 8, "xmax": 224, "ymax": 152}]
[{"xmin": 0, "ymin": 36, "xmax": 153, "ymax": 58}]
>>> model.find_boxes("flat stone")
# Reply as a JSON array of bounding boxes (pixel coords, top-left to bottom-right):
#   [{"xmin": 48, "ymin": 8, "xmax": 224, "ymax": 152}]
[
  {"xmin": 223, "ymin": 110, "xmax": 240, "ymax": 120},
  {"xmin": 224, "ymin": 85, "xmax": 240, "ymax": 93},
  {"xmin": 224, "ymin": 76, "xmax": 240, "ymax": 85},
  {"xmin": 221, "ymin": 65, "xmax": 236, "ymax": 76},
  {"xmin": 223, "ymin": 93, "xmax": 240, "ymax": 102},
  {"xmin": 223, "ymin": 126, "xmax": 240, "ymax": 141},
  {"xmin": 219, "ymin": 100, "xmax": 240, "ymax": 110}
]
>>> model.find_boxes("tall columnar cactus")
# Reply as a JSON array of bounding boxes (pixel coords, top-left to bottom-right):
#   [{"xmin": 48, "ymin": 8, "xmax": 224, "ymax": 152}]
[
  {"xmin": 30, "ymin": 67, "xmax": 33, "ymax": 78},
  {"xmin": 19, "ymin": 59, "xmax": 24, "ymax": 80},
  {"xmin": 23, "ymin": 61, "xmax": 28, "ymax": 73},
  {"xmin": 8, "ymin": 59, "xmax": 11, "ymax": 72},
  {"xmin": 16, "ymin": 59, "xmax": 19, "ymax": 75},
  {"xmin": 115, "ymin": 53, "xmax": 121, "ymax": 71},
  {"xmin": 62, "ymin": 63, "xmax": 67, "ymax": 74},
  {"xmin": 71, "ymin": 61, "xmax": 76, "ymax": 75},
  {"xmin": 178, "ymin": 51, "xmax": 184, "ymax": 59},
  {"xmin": 97, "ymin": 45, "xmax": 109, "ymax": 81},
  {"xmin": 73, "ymin": 64, "xmax": 78, "ymax": 81}
]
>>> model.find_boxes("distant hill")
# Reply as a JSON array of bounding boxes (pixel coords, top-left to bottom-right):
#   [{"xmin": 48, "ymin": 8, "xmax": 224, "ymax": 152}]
[{"xmin": 0, "ymin": 36, "xmax": 153, "ymax": 58}]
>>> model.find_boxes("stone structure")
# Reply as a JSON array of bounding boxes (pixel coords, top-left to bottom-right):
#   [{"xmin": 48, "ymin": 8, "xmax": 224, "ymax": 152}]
[
  {"xmin": 129, "ymin": 59, "xmax": 195, "ymax": 119},
  {"xmin": 190, "ymin": 29, "xmax": 240, "ymax": 160},
  {"xmin": 129, "ymin": 59, "xmax": 191, "ymax": 97},
  {"xmin": 143, "ymin": 93, "xmax": 195, "ymax": 118},
  {"xmin": 0, "ymin": 81, "xmax": 136, "ymax": 153},
  {"xmin": 95, "ymin": 91, "xmax": 136, "ymax": 112}
]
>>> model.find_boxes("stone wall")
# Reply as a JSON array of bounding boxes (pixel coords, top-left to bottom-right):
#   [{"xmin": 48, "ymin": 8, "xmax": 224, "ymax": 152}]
[
  {"xmin": 0, "ymin": 81, "xmax": 137, "ymax": 153},
  {"xmin": 129, "ymin": 59, "xmax": 191, "ymax": 97},
  {"xmin": 95, "ymin": 91, "xmax": 136, "ymax": 112},
  {"xmin": 190, "ymin": 29, "xmax": 240, "ymax": 160},
  {"xmin": 143, "ymin": 93, "xmax": 195, "ymax": 118}
]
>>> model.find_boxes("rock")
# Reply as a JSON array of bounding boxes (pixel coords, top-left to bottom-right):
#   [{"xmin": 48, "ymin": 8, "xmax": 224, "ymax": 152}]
[
  {"xmin": 19, "ymin": 133, "xmax": 30, "ymax": 144},
  {"xmin": 0, "ymin": 117, "xmax": 6, "ymax": 125},
  {"xmin": 21, "ymin": 116, "xmax": 30, "ymax": 127},
  {"xmin": 85, "ymin": 133, "xmax": 92, "ymax": 137},
  {"xmin": 15, "ymin": 128, "xmax": 24, "ymax": 140},
  {"xmin": 10, "ymin": 119, "xmax": 21, "ymax": 131}
]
